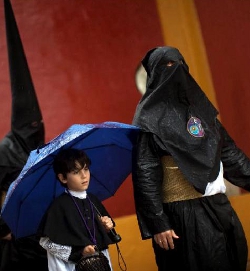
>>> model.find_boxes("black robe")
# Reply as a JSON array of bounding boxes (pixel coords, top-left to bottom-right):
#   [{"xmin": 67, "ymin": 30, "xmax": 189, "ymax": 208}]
[{"xmin": 132, "ymin": 46, "xmax": 250, "ymax": 271}]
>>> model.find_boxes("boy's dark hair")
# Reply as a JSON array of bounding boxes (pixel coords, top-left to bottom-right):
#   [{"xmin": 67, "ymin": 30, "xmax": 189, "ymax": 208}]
[{"xmin": 53, "ymin": 148, "xmax": 91, "ymax": 186}]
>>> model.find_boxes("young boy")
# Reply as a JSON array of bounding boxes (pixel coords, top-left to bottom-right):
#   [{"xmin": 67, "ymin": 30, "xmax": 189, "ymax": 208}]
[{"xmin": 38, "ymin": 148, "xmax": 115, "ymax": 271}]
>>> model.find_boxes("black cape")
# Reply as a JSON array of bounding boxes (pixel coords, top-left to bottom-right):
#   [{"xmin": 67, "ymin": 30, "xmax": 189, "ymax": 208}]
[
  {"xmin": 133, "ymin": 46, "xmax": 220, "ymax": 194},
  {"xmin": 38, "ymin": 192, "xmax": 114, "ymax": 251}
]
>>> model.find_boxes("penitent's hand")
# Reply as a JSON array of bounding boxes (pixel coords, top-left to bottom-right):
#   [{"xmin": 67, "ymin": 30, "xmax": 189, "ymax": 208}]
[{"xmin": 154, "ymin": 230, "xmax": 179, "ymax": 250}]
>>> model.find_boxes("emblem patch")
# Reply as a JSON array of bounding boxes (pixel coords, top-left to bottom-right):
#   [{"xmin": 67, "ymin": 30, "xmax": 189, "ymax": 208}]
[{"xmin": 187, "ymin": 117, "xmax": 205, "ymax": 137}]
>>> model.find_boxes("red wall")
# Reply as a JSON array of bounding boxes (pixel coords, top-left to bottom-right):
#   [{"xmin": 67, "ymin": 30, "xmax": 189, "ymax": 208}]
[
  {"xmin": 0, "ymin": 0, "xmax": 164, "ymax": 217},
  {"xmin": 195, "ymin": 0, "xmax": 250, "ymax": 156}
]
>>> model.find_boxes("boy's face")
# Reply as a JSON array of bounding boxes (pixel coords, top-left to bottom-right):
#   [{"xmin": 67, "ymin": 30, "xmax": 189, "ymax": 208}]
[{"xmin": 58, "ymin": 161, "xmax": 90, "ymax": 192}]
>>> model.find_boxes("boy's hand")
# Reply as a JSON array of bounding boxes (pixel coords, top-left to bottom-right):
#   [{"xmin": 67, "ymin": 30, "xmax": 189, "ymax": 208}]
[
  {"xmin": 99, "ymin": 216, "xmax": 113, "ymax": 231},
  {"xmin": 1, "ymin": 233, "xmax": 12, "ymax": 241},
  {"xmin": 82, "ymin": 245, "xmax": 96, "ymax": 256}
]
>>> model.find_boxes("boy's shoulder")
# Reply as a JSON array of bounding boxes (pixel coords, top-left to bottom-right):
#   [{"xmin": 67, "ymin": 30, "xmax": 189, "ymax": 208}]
[
  {"xmin": 87, "ymin": 192, "xmax": 100, "ymax": 202},
  {"xmin": 49, "ymin": 192, "xmax": 71, "ymax": 207},
  {"xmin": 50, "ymin": 192, "xmax": 102, "ymax": 206},
  {"xmin": 55, "ymin": 191, "xmax": 69, "ymax": 200}
]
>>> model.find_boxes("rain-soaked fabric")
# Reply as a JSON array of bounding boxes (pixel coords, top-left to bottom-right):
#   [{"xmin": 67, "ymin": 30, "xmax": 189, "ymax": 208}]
[
  {"xmin": 132, "ymin": 131, "xmax": 250, "ymax": 240},
  {"xmin": 132, "ymin": 46, "xmax": 250, "ymax": 271},
  {"xmin": 152, "ymin": 193, "xmax": 248, "ymax": 271},
  {"xmin": 0, "ymin": 125, "xmax": 44, "ymax": 191},
  {"xmin": 133, "ymin": 46, "xmax": 220, "ymax": 194}
]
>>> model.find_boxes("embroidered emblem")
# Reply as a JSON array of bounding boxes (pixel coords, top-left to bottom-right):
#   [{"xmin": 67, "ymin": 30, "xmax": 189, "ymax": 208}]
[{"xmin": 187, "ymin": 117, "xmax": 205, "ymax": 137}]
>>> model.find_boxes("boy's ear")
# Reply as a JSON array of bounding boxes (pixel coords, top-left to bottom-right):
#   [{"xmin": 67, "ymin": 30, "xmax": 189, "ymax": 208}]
[{"xmin": 58, "ymin": 173, "xmax": 67, "ymax": 184}]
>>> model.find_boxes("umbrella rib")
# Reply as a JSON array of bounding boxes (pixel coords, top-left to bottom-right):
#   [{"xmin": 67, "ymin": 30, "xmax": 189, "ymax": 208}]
[
  {"xmin": 90, "ymin": 173, "xmax": 114, "ymax": 196},
  {"xmin": 21, "ymin": 163, "xmax": 53, "ymax": 202},
  {"xmin": 67, "ymin": 131, "xmax": 132, "ymax": 151}
]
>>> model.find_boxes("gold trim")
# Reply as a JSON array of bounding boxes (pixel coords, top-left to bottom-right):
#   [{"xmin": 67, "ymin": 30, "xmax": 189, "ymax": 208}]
[{"xmin": 161, "ymin": 156, "xmax": 202, "ymax": 202}]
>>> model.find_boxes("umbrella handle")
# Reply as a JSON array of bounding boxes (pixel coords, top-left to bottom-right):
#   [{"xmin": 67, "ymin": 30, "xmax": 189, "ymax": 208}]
[
  {"xmin": 89, "ymin": 199, "xmax": 122, "ymax": 243},
  {"xmin": 108, "ymin": 228, "xmax": 122, "ymax": 243},
  {"xmin": 97, "ymin": 215, "xmax": 122, "ymax": 243}
]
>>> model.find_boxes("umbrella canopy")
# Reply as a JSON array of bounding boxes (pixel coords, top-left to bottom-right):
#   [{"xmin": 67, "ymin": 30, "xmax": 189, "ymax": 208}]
[{"xmin": 1, "ymin": 121, "xmax": 139, "ymax": 239}]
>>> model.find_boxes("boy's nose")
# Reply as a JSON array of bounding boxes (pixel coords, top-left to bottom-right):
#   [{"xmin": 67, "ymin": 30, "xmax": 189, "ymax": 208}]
[{"xmin": 80, "ymin": 169, "xmax": 86, "ymax": 178}]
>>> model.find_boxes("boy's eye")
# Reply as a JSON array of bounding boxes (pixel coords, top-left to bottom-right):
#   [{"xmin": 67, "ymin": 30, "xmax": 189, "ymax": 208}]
[{"xmin": 72, "ymin": 166, "xmax": 88, "ymax": 174}]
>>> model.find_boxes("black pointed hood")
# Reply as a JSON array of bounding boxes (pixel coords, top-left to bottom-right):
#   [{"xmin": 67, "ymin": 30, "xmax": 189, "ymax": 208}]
[
  {"xmin": 0, "ymin": 0, "xmax": 45, "ymax": 190},
  {"xmin": 4, "ymin": 0, "xmax": 44, "ymax": 134}
]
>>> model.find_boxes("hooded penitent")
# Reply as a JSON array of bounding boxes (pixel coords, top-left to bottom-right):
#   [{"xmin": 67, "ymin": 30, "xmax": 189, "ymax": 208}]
[
  {"xmin": 0, "ymin": 0, "xmax": 45, "ymax": 192},
  {"xmin": 133, "ymin": 46, "xmax": 220, "ymax": 194}
]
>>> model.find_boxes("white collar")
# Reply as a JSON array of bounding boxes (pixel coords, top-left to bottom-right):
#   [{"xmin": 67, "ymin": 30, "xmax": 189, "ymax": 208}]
[{"xmin": 66, "ymin": 189, "xmax": 87, "ymax": 199}]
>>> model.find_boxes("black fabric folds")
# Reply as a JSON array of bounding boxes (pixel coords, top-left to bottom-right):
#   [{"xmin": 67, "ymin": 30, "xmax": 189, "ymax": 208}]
[
  {"xmin": 133, "ymin": 46, "xmax": 220, "ymax": 193},
  {"xmin": 152, "ymin": 194, "xmax": 247, "ymax": 271}
]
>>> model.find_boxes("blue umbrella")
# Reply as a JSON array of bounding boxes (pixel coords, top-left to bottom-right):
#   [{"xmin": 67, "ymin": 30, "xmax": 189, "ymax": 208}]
[{"xmin": 1, "ymin": 121, "xmax": 139, "ymax": 239}]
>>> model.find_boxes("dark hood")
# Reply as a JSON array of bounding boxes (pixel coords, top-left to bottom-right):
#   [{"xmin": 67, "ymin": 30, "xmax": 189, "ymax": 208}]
[
  {"xmin": 133, "ymin": 46, "xmax": 221, "ymax": 193},
  {"xmin": 0, "ymin": 0, "xmax": 45, "ymax": 191}
]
